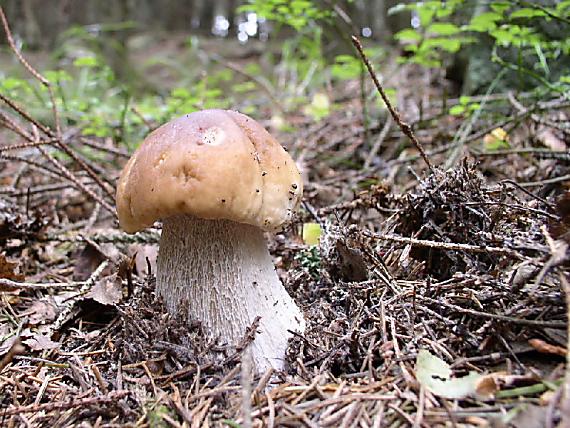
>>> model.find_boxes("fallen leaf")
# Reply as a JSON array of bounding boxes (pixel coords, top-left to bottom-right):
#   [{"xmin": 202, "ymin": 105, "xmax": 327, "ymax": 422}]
[
  {"xmin": 528, "ymin": 338, "xmax": 566, "ymax": 357},
  {"xmin": 536, "ymin": 127, "xmax": 566, "ymax": 151},
  {"xmin": 302, "ymin": 223, "xmax": 321, "ymax": 246},
  {"xmin": 0, "ymin": 335, "xmax": 19, "ymax": 355},
  {"xmin": 415, "ymin": 349, "xmax": 481, "ymax": 399},
  {"xmin": 85, "ymin": 275, "xmax": 122, "ymax": 305},
  {"xmin": 0, "ymin": 254, "xmax": 24, "ymax": 281},
  {"xmin": 72, "ymin": 243, "xmax": 106, "ymax": 281},
  {"xmin": 23, "ymin": 333, "xmax": 60, "ymax": 351},
  {"xmin": 475, "ymin": 372, "xmax": 540, "ymax": 399},
  {"xmin": 483, "ymin": 127, "xmax": 510, "ymax": 151},
  {"xmin": 27, "ymin": 300, "xmax": 58, "ymax": 325}
]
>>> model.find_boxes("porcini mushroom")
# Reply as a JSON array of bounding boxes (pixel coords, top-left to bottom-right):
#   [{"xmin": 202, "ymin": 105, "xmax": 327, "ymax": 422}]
[{"xmin": 116, "ymin": 109, "xmax": 305, "ymax": 372}]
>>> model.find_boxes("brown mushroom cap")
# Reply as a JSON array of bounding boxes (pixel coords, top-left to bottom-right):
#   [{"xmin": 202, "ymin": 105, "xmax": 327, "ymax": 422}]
[{"xmin": 116, "ymin": 110, "xmax": 303, "ymax": 233}]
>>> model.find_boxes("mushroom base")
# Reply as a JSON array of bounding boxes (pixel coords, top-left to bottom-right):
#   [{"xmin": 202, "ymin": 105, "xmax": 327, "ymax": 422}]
[{"xmin": 156, "ymin": 215, "xmax": 306, "ymax": 372}]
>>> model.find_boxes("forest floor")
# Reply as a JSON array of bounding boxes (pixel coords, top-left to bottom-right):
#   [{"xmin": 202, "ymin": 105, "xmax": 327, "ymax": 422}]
[{"xmin": 1, "ymin": 29, "xmax": 570, "ymax": 428}]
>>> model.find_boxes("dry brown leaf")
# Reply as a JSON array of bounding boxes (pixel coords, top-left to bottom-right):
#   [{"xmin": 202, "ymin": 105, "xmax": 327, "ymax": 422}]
[
  {"xmin": 86, "ymin": 275, "xmax": 122, "ymax": 305},
  {"xmin": 73, "ymin": 243, "xmax": 106, "ymax": 281},
  {"xmin": 474, "ymin": 373, "xmax": 501, "ymax": 398},
  {"xmin": 27, "ymin": 300, "xmax": 58, "ymax": 325},
  {"xmin": 0, "ymin": 335, "xmax": 19, "ymax": 355},
  {"xmin": 23, "ymin": 333, "xmax": 60, "ymax": 351},
  {"xmin": 528, "ymin": 338, "xmax": 566, "ymax": 357},
  {"xmin": 0, "ymin": 253, "xmax": 24, "ymax": 281},
  {"xmin": 475, "ymin": 372, "xmax": 537, "ymax": 399},
  {"xmin": 536, "ymin": 126, "xmax": 567, "ymax": 151}
]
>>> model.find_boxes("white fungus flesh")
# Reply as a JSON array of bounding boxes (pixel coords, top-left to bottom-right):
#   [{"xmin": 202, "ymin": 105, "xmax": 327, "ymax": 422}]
[
  {"xmin": 115, "ymin": 109, "xmax": 305, "ymax": 372},
  {"xmin": 158, "ymin": 215, "xmax": 305, "ymax": 372}
]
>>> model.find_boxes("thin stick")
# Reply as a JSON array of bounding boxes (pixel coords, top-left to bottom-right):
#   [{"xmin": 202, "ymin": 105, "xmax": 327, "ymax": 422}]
[
  {"xmin": 0, "ymin": 390, "xmax": 130, "ymax": 416},
  {"xmin": 419, "ymin": 296, "xmax": 566, "ymax": 328},
  {"xmin": 351, "ymin": 35, "xmax": 434, "ymax": 173},
  {"xmin": 0, "ymin": 8, "xmax": 115, "ymax": 203},
  {"xmin": 362, "ymin": 230, "xmax": 523, "ymax": 257}
]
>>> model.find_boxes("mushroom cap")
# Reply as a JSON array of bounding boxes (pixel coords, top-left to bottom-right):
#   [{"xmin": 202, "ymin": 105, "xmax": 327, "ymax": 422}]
[{"xmin": 116, "ymin": 110, "xmax": 303, "ymax": 233}]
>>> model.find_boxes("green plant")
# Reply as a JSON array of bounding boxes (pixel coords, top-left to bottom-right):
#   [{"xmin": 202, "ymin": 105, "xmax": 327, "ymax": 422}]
[
  {"xmin": 391, "ymin": 0, "xmax": 570, "ymax": 94},
  {"xmin": 237, "ymin": 0, "xmax": 389, "ymax": 121},
  {"xmin": 295, "ymin": 246, "xmax": 321, "ymax": 279},
  {"xmin": 238, "ymin": 0, "xmax": 331, "ymax": 31},
  {"xmin": 449, "ymin": 95, "xmax": 481, "ymax": 116}
]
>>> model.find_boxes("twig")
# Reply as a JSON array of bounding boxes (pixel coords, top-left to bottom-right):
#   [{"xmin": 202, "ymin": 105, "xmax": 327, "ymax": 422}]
[
  {"xmin": 129, "ymin": 107, "xmax": 154, "ymax": 132},
  {"xmin": 0, "ymin": 338, "xmax": 24, "ymax": 373},
  {"xmin": 351, "ymin": 35, "xmax": 434, "ymax": 173},
  {"xmin": 0, "ymin": 390, "xmax": 130, "ymax": 416},
  {"xmin": 0, "ymin": 9, "xmax": 116, "ymax": 203},
  {"xmin": 0, "ymin": 278, "xmax": 92, "ymax": 290},
  {"xmin": 518, "ymin": 173, "xmax": 570, "ymax": 188},
  {"xmin": 36, "ymin": 141, "xmax": 115, "ymax": 214},
  {"xmin": 419, "ymin": 296, "xmax": 566, "ymax": 328},
  {"xmin": 361, "ymin": 230, "xmax": 523, "ymax": 257}
]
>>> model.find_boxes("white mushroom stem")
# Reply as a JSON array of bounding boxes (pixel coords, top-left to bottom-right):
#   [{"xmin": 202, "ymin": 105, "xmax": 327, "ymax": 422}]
[{"xmin": 156, "ymin": 214, "xmax": 305, "ymax": 372}]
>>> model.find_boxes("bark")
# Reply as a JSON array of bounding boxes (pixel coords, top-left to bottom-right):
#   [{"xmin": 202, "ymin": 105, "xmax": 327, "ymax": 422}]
[{"xmin": 156, "ymin": 214, "xmax": 305, "ymax": 372}]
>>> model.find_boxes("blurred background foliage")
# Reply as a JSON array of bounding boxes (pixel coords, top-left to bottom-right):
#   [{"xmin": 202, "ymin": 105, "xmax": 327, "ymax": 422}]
[{"xmin": 1, "ymin": 0, "xmax": 568, "ymax": 150}]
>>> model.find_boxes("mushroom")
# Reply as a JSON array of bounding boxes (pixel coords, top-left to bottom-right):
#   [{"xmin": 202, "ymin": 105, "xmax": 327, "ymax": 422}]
[{"xmin": 116, "ymin": 109, "xmax": 305, "ymax": 372}]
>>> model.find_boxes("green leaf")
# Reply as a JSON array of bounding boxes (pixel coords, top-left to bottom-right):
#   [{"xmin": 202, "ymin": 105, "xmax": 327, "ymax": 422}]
[
  {"xmin": 435, "ymin": 6, "xmax": 455, "ymax": 18},
  {"xmin": 510, "ymin": 8, "xmax": 547, "ymax": 19},
  {"xmin": 416, "ymin": 350, "xmax": 482, "ymax": 399},
  {"xmin": 490, "ymin": 1, "xmax": 510, "ymax": 14},
  {"xmin": 418, "ymin": 7, "xmax": 435, "ymax": 26},
  {"xmin": 73, "ymin": 56, "xmax": 98, "ymax": 68},
  {"xmin": 331, "ymin": 55, "xmax": 361, "ymax": 80},
  {"xmin": 232, "ymin": 81, "xmax": 256, "ymax": 93},
  {"xmin": 1, "ymin": 77, "xmax": 24, "ymax": 90},
  {"xmin": 557, "ymin": 0, "xmax": 570, "ymax": 12},
  {"xmin": 449, "ymin": 104, "xmax": 465, "ymax": 115},
  {"xmin": 468, "ymin": 12, "xmax": 502, "ymax": 32},
  {"xmin": 427, "ymin": 22, "xmax": 461, "ymax": 35},
  {"xmin": 435, "ymin": 38, "xmax": 462, "ymax": 52},
  {"xmin": 490, "ymin": 28, "xmax": 515, "ymax": 46},
  {"xmin": 395, "ymin": 28, "xmax": 421, "ymax": 42},
  {"xmin": 171, "ymin": 88, "xmax": 190, "ymax": 98}
]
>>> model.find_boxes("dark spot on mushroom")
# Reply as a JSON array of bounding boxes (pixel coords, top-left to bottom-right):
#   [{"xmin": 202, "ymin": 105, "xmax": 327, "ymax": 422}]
[
  {"xmin": 289, "ymin": 191, "xmax": 295, "ymax": 195},
  {"xmin": 292, "ymin": 184, "xmax": 298, "ymax": 189},
  {"xmin": 256, "ymin": 189, "xmax": 260, "ymax": 193},
  {"xmin": 252, "ymin": 281, "xmax": 258, "ymax": 287},
  {"xmin": 221, "ymin": 199, "xmax": 226, "ymax": 203},
  {"xmin": 262, "ymin": 171, "xmax": 267, "ymax": 176},
  {"xmin": 288, "ymin": 197, "xmax": 293, "ymax": 201},
  {"xmin": 273, "ymin": 300, "xmax": 279, "ymax": 306}
]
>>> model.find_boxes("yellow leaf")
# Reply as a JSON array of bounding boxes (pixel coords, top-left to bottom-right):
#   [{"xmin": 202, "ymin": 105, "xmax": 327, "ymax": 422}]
[{"xmin": 302, "ymin": 223, "xmax": 321, "ymax": 246}]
